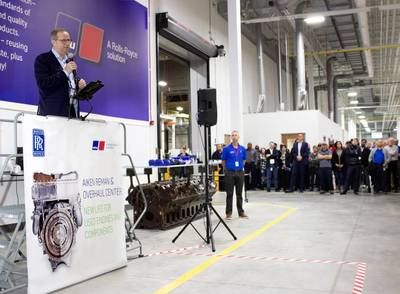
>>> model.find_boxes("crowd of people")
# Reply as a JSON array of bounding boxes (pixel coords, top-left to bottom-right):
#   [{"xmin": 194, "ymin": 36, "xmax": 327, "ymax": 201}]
[{"xmin": 214, "ymin": 133, "xmax": 400, "ymax": 195}]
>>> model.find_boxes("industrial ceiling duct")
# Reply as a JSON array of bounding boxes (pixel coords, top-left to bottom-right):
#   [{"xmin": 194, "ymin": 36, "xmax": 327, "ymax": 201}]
[{"xmin": 156, "ymin": 13, "xmax": 222, "ymax": 59}]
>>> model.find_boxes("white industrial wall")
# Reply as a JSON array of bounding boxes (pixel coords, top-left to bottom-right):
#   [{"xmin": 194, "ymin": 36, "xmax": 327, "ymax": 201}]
[
  {"xmin": 243, "ymin": 110, "xmax": 347, "ymax": 148},
  {"xmin": 154, "ymin": 0, "xmax": 288, "ymax": 145}
]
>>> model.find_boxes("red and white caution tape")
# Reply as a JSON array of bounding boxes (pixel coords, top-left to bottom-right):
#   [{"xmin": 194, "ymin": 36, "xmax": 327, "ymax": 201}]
[
  {"xmin": 168, "ymin": 251, "xmax": 363, "ymax": 267},
  {"xmin": 352, "ymin": 263, "xmax": 367, "ymax": 294},
  {"xmin": 145, "ymin": 244, "xmax": 206, "ymax": 257},
  {"xmin": 146, "ymin": 247, "xmax": 367, "ymax": 294}
]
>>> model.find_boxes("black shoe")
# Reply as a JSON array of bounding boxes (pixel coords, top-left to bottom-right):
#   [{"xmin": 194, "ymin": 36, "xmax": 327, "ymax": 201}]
[
  {"xmin": 285, "ymin": 190, "xmax": 293, "ymax": 193},
  {"xmin": 299, "ymin": 190, "xmax": 304, "ymax": 193},
  {"xmin": 340, "ymin": 191, "xmax": 347, "ymax": 195},
  {"xmin": 354, "ymin": 191, "xmax": 359, "ymax": 195},
  {"xmin": 320, "ymin": 191, "xmax": 325, "ymax": 194},
  {"xmin": 275, "ymin": 189, "xmax": 280, "ymax": 192},
  {"xmin": 329, "ymin": 191, "xmax": 334, "ymax": 195},
  {"xmin": 267, "ymin": 188, "xmax": 271, "ymax": 192},
  {"xmin": 239, "ymin": 212, "xmax": 249, "ymax": 218}
]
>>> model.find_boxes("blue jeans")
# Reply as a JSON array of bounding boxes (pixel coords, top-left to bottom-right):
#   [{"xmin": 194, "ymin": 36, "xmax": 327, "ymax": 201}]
[
  {"xmin": 334, "ymin": 170, "xmax": 344, "ymax": 188},
  {"xmin": 319, "ymin": 167, "xmax": 333, "ymax": 191},
  {"xmin": 266, "ymin": 166, "xmax": 279, "ymax": 189}
]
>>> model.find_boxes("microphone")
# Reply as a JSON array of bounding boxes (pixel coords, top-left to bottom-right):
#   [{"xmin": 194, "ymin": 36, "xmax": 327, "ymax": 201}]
[{"xmin": 66, "ymin": 53, "xmax": 77, "ymax": 79}]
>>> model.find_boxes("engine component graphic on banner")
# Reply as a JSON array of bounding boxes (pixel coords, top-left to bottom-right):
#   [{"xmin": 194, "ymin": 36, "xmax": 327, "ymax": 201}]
[
  {"xmin": 23, "ymin": 115, "xmax": 127, "ymax": 294},
  {"xmin": 31, "ymin": 171, "xmax": 83, "ymax": 271}
]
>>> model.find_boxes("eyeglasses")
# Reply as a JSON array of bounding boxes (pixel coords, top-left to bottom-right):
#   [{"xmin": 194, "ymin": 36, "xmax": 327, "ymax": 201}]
[{"xmin": 57, "ymin": 39, "xmax": 72, "ymax": 43}]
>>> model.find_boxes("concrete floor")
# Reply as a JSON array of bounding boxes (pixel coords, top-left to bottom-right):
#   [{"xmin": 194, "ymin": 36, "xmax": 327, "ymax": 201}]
[{"xmin": 9, "ymin": 190, "xmax": 400, "ymax": 293}]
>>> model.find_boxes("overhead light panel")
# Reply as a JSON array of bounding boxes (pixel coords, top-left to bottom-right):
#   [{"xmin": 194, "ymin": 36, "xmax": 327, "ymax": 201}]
[
  {"xmin": 366, "ymin": 128, "xmax": 372, "ymax": 133},
  {"xmin": 371, "ymin": 132, "xmax": 382, "ymax": 138},
  {"xmin": 304, "ymin": 16, "xmax": 325, "ymax": 24},
  {"xmin": 360, "ymin": 119, "xmax": 369, "ymax": 128},
  {"xmin": 355, "ymin": 111, "xmax": 362, "ymax": 114},
  {"xmin": 348, "ymin": 92, "xmax": 358, "ymax": 97},
  {"xmin": 358, "ymin": 115, "xmax": 366, "ymax": 119},
  {"xmin": 176, "ymin": 106, "xmax": 183, "ymax": 112},
  {"xmin": 350, "ymin": 100, "xmax": 359, "ymax": 105},
  {"xmin": 158, "ymin": 80, "xmax": 167, "ymax": 87}
]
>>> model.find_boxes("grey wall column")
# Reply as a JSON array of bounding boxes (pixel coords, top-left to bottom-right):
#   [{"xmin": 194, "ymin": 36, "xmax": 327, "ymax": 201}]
[
  {"xmin": 333, "ymin": 74, "xmax": 353, "ymax": 124},
  {"xmin": 326, "ymin": 57, "xmax": 335, "ymax": 121},
  {"xmin": 306, "ymin": 56, "xmax": 315, "ymax": 109},
  {"xmin": 277, "ymin": 22, "xmax": 283, "ymax": 110},
  {"xmin": 256, "ymin": 24, "xmax": 266, "ymax": 112},
  {"xmin": 228, "ymin": 0, "xmax": 243, "ymax": 134},
  {"xmin": 285, "ymin": 32, "xmax": 291, "ymax": 111},
  {"xmin": 295, "ymin": 18, "xmax": 306, "ymax": 110},
  {"xmin": 314, "ymin": 84, "xmax": 327, "ymax": 111},
  {"xmin": 291, "ymin": 59, "xmax": 297, "ymax": 110}
]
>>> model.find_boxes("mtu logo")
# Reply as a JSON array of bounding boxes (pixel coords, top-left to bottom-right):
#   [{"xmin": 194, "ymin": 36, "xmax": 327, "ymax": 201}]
[
  {"xmin": 92, "ymin": 140, "xmax": 105, "ymax": 151},
  {"xmin": 33, "ymin": 129, "xmax": 45, "ymax": 157}
]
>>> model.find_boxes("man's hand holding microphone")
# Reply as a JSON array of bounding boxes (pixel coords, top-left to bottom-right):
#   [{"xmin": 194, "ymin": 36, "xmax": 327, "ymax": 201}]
[{"xmin": 65, "ymin": 55, "xmax": 86, "ymax": 90}]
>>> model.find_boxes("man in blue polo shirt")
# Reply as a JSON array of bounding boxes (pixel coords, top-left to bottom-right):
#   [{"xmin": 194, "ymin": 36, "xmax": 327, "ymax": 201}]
[
  {"xmin": 221, "ymin": 130, "xmax": 248, "ymax": 219},
  {"xmin": 369, "ymin": 139, "xmax": 389, "ymax": 193}
]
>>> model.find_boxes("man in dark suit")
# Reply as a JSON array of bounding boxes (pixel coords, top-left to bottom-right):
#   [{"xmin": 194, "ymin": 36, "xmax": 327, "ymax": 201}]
[
  {"xmin": 287, "ymin": 133, "xmax": 310, "ymax": 192},
  {"xmin": 34, "ymin": 28, "xmax": 86, "ymax": 117}
]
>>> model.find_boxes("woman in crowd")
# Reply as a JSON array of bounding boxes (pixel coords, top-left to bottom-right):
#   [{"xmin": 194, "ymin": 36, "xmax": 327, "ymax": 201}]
[
  {"xmin": 259, "ymin": 148, "xmax": 268, "ymax": 189},
  {"xmin": 331, "ymin": 141, "xmax": 346, "ymax": 192},
  {"xmin": 279, "ymin": 144, "xmax": 291, "ymax": 191}
]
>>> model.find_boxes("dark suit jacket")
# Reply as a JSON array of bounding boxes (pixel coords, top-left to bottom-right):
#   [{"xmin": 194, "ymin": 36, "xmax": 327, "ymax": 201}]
[
  {"xmin": 34, "ymin": 51, "xmax": 78, "ymax": 117},
  {"xmin": 290, "ymin": 141, "xmax": 309, "ymax": 164},
  {"xmin": 361, "ymin": 147, "xmax": 371, "ymax": 167},
  {"xmin": 266, "ymin": 148, "xmax": 280, "ymax": 167}
]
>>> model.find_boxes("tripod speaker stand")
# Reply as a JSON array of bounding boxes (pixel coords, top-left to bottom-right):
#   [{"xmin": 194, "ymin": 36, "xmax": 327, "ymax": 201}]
[{"xmin": 172, "ymin": 89, "xmax": 236, "ymax": 252}]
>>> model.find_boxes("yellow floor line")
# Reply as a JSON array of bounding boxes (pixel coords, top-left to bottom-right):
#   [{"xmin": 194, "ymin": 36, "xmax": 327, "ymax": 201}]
[
  {"xmin": 154, "ymin": 206, "xmax": 297, "ymax": 294},
  {"xmin": 264, "ymin": 203, "xmax": 299, "ymax": 210}
]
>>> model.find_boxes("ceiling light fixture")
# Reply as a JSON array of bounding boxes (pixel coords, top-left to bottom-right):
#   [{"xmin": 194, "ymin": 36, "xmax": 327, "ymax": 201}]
[
  {"xmin": 348, "ymin": 92, "xmax": 358, "ymax": 97},
  {"xmin": 304, "ymin": 16, "xmax": 325, "ymax": 24},
  {"xmin": 158, "ymin": 80, "xmax": 167, "ymax": 87},
  {"xmin": 371, "ymin": 131, "xmax": 382, "ymax": 138},
  {"xmin": 360, "ymin": 119, "xmax": 369, "ymax": 128},
  {"xmin": 350, "ymin": 100, "xmax": 359, "ymax": 105},
  {"xmin": 176, "ymin": 106, "xmax": 183, "ymax": 112},
  {"xmin": 358, "ymin": 115, "xmax": 366, "ymax": 119}
]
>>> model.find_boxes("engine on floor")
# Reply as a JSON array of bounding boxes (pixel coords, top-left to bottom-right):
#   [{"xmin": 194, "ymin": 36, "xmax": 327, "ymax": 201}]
[{"xmin": 126, "ymin": 176, "xmax": 216, "ymax": 230}]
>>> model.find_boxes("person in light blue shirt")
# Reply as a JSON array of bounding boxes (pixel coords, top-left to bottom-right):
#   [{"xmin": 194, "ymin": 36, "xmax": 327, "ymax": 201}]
[{"xmin": 221, "ymin": 130, "xmax": 248, "ymax": 219}]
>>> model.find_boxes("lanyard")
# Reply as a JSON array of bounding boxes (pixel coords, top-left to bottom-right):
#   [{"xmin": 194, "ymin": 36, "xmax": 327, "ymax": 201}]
[{"xmin": 233, "ymin": 145, "xmax": 239, "ymax": 161}]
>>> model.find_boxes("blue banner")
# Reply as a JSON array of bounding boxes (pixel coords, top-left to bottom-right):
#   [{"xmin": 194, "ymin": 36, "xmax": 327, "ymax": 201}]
[{"xmin": 0, "ymin": 0, "xmax": 149, "ymax": 120}]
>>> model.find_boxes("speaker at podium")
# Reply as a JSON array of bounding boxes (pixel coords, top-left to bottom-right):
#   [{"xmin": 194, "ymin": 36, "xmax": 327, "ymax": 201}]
[{"xmin": 197, "ymin": 88, "xmax": 217, "ymax": 127}]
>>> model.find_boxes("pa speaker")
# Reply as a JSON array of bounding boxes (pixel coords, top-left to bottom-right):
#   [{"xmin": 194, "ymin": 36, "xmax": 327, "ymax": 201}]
[{"xmin": 197, "ymin": 88, "xmax": 217, "ymax": 126}]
